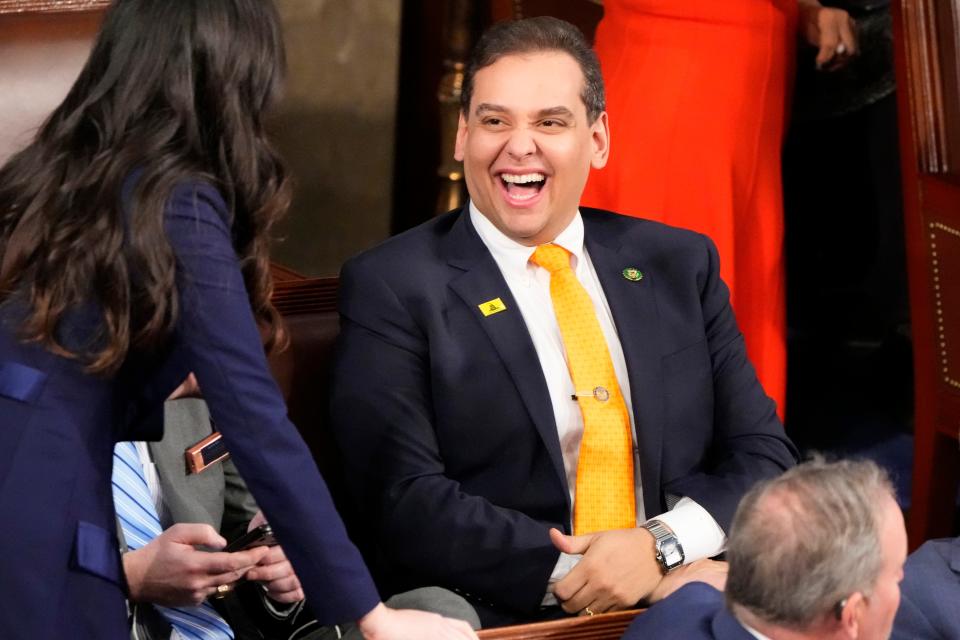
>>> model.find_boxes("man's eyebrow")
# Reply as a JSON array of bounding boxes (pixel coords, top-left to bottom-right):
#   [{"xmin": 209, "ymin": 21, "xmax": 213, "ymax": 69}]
[
  {"xmin": 536, "ymin": 106, "xmax": 575, "ymax": 118},
  {"xmin": 474, "ymin": 103, "xmax": 508, "ymax": 116},
  {"xmin": 473, "ymin": 104, "xmax": 576, "ymax": 119}
]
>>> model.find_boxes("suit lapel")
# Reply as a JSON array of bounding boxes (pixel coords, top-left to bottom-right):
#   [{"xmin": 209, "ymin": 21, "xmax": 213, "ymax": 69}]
[
  {"xmin": 443, "ymin": 210, "xmax": 569, "ymax": 501},
  {"xmin": 583, "ymin": 213, "xmax": 666, "ymax": 517}
]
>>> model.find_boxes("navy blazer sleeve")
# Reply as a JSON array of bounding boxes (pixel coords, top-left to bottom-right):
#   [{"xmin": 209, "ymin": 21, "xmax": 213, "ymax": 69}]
[
  {"xmin": 163, "ymin": 183, "xmax": 379, "ymax": 624},
  {"xmin": 655, "ymin": 232, "xmax": 796, "ymax": 530}
]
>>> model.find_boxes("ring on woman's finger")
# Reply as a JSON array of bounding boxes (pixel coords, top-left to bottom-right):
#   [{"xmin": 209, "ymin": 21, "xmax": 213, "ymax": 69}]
[
  {"xmin": 583, "ymin": 607, "xmax": 595, "ymax": 617},
  {"xmin": 836, "ymin": 43, "xmax": 846, "ymax": 55}
]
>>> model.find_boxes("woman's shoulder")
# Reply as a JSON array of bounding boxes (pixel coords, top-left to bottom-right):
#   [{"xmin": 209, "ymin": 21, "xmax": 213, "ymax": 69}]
[{"xmin": 121, "ymin": 170, "xmax": 230, "ymax": 229}]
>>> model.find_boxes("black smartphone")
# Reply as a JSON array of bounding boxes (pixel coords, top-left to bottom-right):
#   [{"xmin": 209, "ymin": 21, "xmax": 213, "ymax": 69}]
[{"xmin": 225, "ymin": 524, "xmax": 276, "ymax": 552}]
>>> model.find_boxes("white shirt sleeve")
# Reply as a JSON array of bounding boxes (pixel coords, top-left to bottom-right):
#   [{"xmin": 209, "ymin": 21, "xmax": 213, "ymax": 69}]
[
  {"xmin": 541, "ymin": 552, "xmax": 583, "ymax": 605},
  {"xmin": 651, "ymin": 496, "xmax": 726, "ymax": 563}
]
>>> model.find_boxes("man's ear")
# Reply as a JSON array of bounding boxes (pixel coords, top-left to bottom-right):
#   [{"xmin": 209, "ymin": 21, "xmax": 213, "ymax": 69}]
[
  {"xmin": 590, "ymin": 111, "xmax": 610, "ymax": 170},
  {"xmin": 454, "ymin": 111, "xmax": 468, "ymax": 162},
  {"xmin": 838, "ymin": 592, "xmax": 866, "ymax": 638}
]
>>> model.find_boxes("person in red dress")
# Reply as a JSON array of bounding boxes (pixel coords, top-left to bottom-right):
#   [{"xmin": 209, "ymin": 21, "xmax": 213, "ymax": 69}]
[{"xmin": 582, "ymin": 0, "xmax": 856, "ymax": 419}]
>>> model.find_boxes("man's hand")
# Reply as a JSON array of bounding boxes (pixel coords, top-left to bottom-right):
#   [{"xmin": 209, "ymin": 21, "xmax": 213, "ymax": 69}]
[
  {"xmin": 357, "ymin": 603, "xmax": 478, "ymax": 640},
  {"xmin": 549, "ymin": 527, "xmax": 662, "ymax": 615},
  {"xmin": 123, "ymin": 523, "xmax": 270, "ymax": 606},
  {"xmin": 646, "ymin": 559, "xmax": 728, "ymax": 604},
  {"xmin": 243, "ymin": 511, "xmax": 304, "ymax": 603},
  {"xmin": 798, "ymin": 0, "xmax": 857, "ymax": 71}
]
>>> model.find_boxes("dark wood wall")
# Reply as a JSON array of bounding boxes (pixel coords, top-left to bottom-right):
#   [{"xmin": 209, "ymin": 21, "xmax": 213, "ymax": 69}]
[{"xmin": 0, "ymin": 6, "xmax": 105, "ymax": 164}]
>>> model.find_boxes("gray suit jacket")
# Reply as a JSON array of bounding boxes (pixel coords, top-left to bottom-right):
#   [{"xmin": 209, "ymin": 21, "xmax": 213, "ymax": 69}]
[
  {"xmin": 122, "ymin": 398, "xmax": 259, "ymax": 640},
  {"xmin": 148, "ymin": 398, "xmax": 257, "ymax": 542}
]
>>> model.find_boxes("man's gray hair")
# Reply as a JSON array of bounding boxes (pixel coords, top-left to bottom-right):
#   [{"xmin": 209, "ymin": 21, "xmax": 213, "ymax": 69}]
[
  {"xmin": 725, "ymin": 458, "xmax": 895, "ymax": 629},
  {"xmin": 460, "ymin": 16, "xmax": 605, "ymax": 123}
]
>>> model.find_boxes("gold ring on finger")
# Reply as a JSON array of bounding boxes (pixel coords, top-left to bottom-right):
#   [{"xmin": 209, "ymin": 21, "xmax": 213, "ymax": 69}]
[
  {"xmin": 212, "ymin": 583, "xmax": 234, "ymax": 599},
  {"xmin": 584, "ymin": 607, "xmax": 595, "ymax": 617}
]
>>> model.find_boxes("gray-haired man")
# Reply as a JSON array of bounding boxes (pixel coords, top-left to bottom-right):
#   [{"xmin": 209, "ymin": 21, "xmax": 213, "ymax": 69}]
[{"xmin": 622, "ymin": 458, "xmax": 907, "ymax": 640}]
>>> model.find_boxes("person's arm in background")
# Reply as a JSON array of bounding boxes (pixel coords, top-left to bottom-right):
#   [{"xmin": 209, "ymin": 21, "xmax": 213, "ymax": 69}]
[{"xmin": 798, "ymin": 0, "xmax": 858, "ymax": 70}]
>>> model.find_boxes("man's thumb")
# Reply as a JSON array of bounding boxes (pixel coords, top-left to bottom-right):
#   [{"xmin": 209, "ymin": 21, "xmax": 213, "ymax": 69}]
[{"xmin": 549, "ymin": 527, "xmax": 592, "ymax": 554}]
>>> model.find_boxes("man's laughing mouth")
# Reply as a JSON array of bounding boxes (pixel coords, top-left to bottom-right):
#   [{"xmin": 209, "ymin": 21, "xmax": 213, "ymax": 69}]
[{"xmin": 499, "ymin": 172, "xmax": 546, "ymax": 203}]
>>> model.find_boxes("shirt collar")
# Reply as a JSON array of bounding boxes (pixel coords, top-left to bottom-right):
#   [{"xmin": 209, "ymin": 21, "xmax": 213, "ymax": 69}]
[
  {"xmin": 468, "ymin": 201, "xmax": 585, "ymax": 277},
  {"xmin": 739, "ymin": 620, "xmax": 774, "ymax": 640}
]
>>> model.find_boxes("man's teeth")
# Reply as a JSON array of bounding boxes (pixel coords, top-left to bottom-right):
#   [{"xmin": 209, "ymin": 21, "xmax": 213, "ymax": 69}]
[{"xmin": 501, "ymin": 173, "xmax": 545, "ymax": 184}]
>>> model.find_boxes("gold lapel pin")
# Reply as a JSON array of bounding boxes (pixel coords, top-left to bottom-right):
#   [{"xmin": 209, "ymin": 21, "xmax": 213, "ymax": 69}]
[{"xmin": 622, "ymin": 267, "xmax": 643, "ymax": 282}]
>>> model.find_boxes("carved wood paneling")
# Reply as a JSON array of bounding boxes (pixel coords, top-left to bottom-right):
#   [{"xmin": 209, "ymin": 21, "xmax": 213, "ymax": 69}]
[
  {"xmin": 271, "ymin": 276, "xmax": 338, "ymax": 316},
  {"xmin": 900, "ymin": 0, "xmax": 950, "ymax": 173},
  {"xmin": 933, "ymin": 1, "xmax": 960, "ymax": 178},
  {"xmin": 0, "ymin": 0, "xmax": 108, "ymax": 14},
  {"xmin": 895, "ymin": 0, "xmax": 960, "ymax": 543}
]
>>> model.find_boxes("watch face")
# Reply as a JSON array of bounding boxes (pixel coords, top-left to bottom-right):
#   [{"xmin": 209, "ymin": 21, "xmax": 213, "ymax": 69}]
[{"xmin": 663, "ymin": 541, "xmax": 676, "ymax": 555}]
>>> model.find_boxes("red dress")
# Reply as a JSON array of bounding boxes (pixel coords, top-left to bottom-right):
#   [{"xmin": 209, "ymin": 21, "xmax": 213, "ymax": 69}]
[{"xmin": 583, "ymin": 0, "xmax": 796, "ymax": 417}]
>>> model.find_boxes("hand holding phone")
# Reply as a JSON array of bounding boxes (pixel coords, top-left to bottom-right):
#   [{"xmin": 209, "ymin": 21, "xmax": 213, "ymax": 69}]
[{"xmin": 224, "ymin": 523, "xmax": 276, "ymax": 552}]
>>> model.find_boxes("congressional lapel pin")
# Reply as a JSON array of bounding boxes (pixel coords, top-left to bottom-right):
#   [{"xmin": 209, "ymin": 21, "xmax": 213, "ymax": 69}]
[
  {"xmin": 479, "ymin": 297, "xmax": 507, "ymax": 317},
  {"xmin": 622, "ymin": 267, "xmax": 644, "ymax": 282}
]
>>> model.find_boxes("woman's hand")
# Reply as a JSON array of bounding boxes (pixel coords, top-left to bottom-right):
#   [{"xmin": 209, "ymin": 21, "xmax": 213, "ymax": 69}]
[{"xmin": 798, "ymin": 0, "xmax": 858, "ymax": 71}]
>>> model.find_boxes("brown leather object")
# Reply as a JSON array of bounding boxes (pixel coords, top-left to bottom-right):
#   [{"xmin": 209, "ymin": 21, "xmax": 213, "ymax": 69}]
[{"xmin": 477, "ymin": 609, "xmax": 642, "ymax": 639}]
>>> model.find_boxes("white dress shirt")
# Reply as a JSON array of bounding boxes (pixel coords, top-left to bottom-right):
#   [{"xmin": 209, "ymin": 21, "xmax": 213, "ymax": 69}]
[{"xmin": 469, "ymin": 203, "xmax": 726, "ymax": 601}]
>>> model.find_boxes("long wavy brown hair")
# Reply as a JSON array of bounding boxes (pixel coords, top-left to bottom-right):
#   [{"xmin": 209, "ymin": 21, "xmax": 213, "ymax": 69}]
[{"xmin": 0, "ymin": 0, "xmax": 290, "ymax": 374}]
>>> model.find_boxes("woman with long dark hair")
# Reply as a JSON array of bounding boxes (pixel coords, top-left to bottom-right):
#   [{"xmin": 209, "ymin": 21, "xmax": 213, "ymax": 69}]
[{"xmin": 0, "ymin": 2, "xmax": 475, "ymax": 638}]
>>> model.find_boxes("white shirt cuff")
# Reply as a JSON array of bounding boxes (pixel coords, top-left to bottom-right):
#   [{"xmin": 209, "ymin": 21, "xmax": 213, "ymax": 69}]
[
  {"xmin": 542, "ymin": 551, "xmax": 582, "ymax": 605},
  {"xmin": 650, "ymin": 496, "xmax": 726, "ymax": 564}
]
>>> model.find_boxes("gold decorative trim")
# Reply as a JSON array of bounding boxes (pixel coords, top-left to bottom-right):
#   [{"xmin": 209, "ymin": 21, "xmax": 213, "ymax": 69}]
[
  {"xmin": 929, "ymin": 222, "xmax": 960, "ymax": 389},
  {"xmin": 0, "ymin": 0, "xmax": 109, "ymax": 14}
]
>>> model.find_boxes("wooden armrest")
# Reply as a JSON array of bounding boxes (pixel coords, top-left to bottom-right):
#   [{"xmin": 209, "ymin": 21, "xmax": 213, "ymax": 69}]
[{"xmin": 477, "ymin": 609, "xmax": 642, "ymax": 640}]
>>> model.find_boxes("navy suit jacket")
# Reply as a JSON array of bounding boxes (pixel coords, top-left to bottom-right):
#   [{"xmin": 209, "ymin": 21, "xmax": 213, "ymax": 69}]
[
  {"xmin": 331, "ymin": 206, "xmax": 797, "ymax": 621},
  {"xmin": 892, "ymin": 537, "xmax": 960, "ymax": 639},
  {"xmin": 621, "ymin": 582, "xmax": 754, "ymax": 640},
  {"xmin": 0, "ymin": 182, "xmax": 378, "ymax": 639}
]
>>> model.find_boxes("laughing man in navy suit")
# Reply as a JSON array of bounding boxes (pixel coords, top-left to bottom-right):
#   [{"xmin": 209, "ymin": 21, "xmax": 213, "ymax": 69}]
[{"xmin": 331, "ymin": 17, "xmax": 797, "ymax": 627}]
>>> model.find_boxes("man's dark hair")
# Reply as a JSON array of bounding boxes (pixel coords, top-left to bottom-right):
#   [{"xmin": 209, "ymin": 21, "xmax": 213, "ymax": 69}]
[{"xmin": 460, "ymin": 16, "xmax": 605, "ymax": 123}]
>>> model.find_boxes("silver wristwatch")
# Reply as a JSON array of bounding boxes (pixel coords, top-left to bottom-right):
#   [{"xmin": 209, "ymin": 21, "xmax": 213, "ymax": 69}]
[{"xmin": 642, "ymin": 519, "xmax": 685, "ymax": 573}]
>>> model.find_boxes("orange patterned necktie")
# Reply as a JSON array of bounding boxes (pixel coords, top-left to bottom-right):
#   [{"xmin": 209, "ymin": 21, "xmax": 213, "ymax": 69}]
[{"xmin": 531, "ymin": 243, "xmax": 636, "ymax": 535}]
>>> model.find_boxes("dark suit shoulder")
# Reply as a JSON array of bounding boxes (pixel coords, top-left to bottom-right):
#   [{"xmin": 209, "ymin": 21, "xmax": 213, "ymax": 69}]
[
  {"xmin": 346, "ymin": 209, "xmax": 460, "ymax": 267},
  {"xmin": 892, "ymin": 537, "xmax": 960, "ymax": 639},
  {"xmin": 622, "ymin": 583, "xmax": 730, "ymax": 640},
  {"xmin": 580, "ymin": 206, "xmax": 717, "ymax": 265},
  {"xmin": 580, "ymin": 206, "xmax": 709, "ymax": 243}
]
